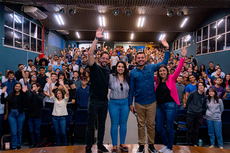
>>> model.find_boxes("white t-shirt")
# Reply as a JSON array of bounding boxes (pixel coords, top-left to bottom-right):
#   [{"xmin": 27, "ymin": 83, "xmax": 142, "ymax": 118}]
[
  {"xmin": 48, "ymin": 63, "xmax": 56, "ymax": 68},
  {"xmin": 72, "ymin": 65, "xmax": 79, "ymax": 71},
  {"xmin": 111, "ymin": 56, "xmax": 119, "ymax": 66},
  {"xmin": 19, "ymin": 78, "xmax": 30, "ymax": 87},
  {"xmin": 51, "ymin": 94, "xmax": 69, "ymax": 116},
  {"xmin": 1, "ymin": 76, "xmax": 8, "ymax": 83},
  {"xmin": 0, "ymin": 90, "xmax": 8, "ymax": 114},
  {"xmin": 43, "ymin": 82, "xmax": 56, "ymax": 103}
]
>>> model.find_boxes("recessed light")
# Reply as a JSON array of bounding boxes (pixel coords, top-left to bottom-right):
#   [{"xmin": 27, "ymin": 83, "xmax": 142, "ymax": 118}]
[
  {"xmin": 131, "ymin": 33, "xmax": 134, "ymax": 40},
  {"xmin": 76, "ymin": 32, "xmax": 80, "ymax": 38},
  {"xmin": 104, "ymin": 32, "xmax": 109, "ymax": 39},
  {"xmin": 55, "ymin": 14, "xmax": 64, "ymax": 25},
  {"xmin": 159, "ymin": 34, "xmax": 166, "ymax": 41},
  {"xmin": 137, "ymin": 17, "xmax": 145, "ymax": 27},
  {"xmin": 99, "ymin": 16, "xmax": 105, "ymax": 27},
  {"xmin": 180, "ymin": 17, "xmax": 188, "ymax": 28}
]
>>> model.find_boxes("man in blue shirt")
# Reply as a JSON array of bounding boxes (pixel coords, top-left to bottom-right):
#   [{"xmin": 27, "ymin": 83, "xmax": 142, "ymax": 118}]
[
  {"xmin": 76, "ymin": 76, "xmax": 90, "ymax": 109},
  {"xmin": 184, "ymin": 74, "xmax": 197, "ymax": 105},
  {"xmin": 129, "ymin": 39, "xmax": 170, "ymax": 153},
  {"xmin": 2, "ymin": 70, "xmax": 18, "ymax": 94},
  {"xmin": 53, "ymin": 59, "xmax": 63, "ymax": 72}
]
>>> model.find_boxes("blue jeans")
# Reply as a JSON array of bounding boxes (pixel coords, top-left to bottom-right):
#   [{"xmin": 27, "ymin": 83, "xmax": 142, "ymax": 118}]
[
  {"xmin": 156, "ymin": 102, "xmax": 176, "ymax": 150},
  {"xmin": 52, "ymin": 116, "xmax": 67, "ymax": 146},
  {"xmin": 0, "ymin": 114, "xmax": 4, "ymax": 139},
  {"xmin": 8, "ymin": 109, "xmax": 25, "ymax": 149},
  {"xmin": 207, "ymin": 120, "xmax": 223, "ymax": 147},
  {"xmin": 28, "ymin": 118, "xmax": 41, "ymax": 144},
  {"xmin": 109, "ymin": 98, "xmax": 129, "ymax": 146}
]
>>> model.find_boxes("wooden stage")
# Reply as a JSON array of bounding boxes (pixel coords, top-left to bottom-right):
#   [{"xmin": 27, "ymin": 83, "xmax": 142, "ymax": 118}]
[{"xmin": 1, "ymin": 144, "xmax": 230, "ymax": 153}]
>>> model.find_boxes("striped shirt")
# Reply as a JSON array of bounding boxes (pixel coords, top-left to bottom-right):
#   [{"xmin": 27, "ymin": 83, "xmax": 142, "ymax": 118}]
[{"xmin": 109, "ymin": 74, "xmax": 129, "ymax": 99}]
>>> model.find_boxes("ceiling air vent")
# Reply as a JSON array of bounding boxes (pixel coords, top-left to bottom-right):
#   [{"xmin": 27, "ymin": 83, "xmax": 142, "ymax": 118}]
[
  {"xmin": 23, "ymin": 6, "xmax": 47, "ymax": 20},
  {"xmin": 56, "ymin": 30, "xmax": 70, "ymax": 35}
]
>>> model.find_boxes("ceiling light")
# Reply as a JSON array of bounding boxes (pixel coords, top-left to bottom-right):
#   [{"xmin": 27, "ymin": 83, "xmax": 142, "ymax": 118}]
[
  {"xmin": 76, "ymin": 32, "xmax": 80, "ymax": 38},
  {"xmin": 167, "ymin": 10, "xmax": 174, "ymax": 17},
  {"xmin": 159, "ymin": 34, "xmax": 166, "ymax": 41},
  {"xmin": 55, "ymin": 14, "xmax": 64, "ymax": 25},
  {"xmin": 180, "ymin": 17, "xmax": 188, "ymax": 28},
  {"xmin": 177, "ymin": 11, "xmax": 184, "ymax": 16},
  {"xmin": 113, "ymin": 10, "xmax": 119, "ymax": 16},
  {"xmin": 131, "ymin": 33, "xmax": 134, "ymax": 40},
  {"xmin": 104, "ymin": 32, "xmax": 109, "ymax": 39},
  {"xmin": 185, "ymin": 35, "xmax": 191, "ymax": 42},
  {"xmin": 125, "ymin": 10, "xmax": 131, "ymax": 16},
  {"xmin": 99, "ymin": 16, "xmax": 105, "ymax": 27},
  {"xmin": 137, "ymin": 17, "xmax": 145, "ymax": 27},
  {"xmin": 59, "ymin": 8, "xmax": 65, "ymax": 14},
  {"xmin": 214, "ymin": 19, "xmax": 224, "ymax": 28}
]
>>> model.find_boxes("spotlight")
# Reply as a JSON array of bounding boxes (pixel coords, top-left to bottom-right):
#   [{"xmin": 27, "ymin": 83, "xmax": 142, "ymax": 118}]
[
  {"xmin": 59, "ymin": 8, "xmax": 65, "ymax": 14},
  {"xmin": 167, "ymin": 10, "xmax": 174, "ymax": 17},
  {"xmin": 69, "ymin": 9, "xmax": 75, "ymax": 15},
  {"xmin": 125, "ymin": 10, "xmax": 131, "ymax": 16},
  {"xmin": 113, "ymin": 10, "xmax": 119, "ymax": 16},
  {"xmin": 177, "ymin": 11, "xmax": 184, "ymax": 16}
]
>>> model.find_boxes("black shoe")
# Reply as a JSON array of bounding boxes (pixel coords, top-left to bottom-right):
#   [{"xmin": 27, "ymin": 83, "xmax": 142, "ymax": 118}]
[
  {"xmin": 148, "ymin": 144, "xmax": 158, "ymax": 153},
  {"xmin": 136, "ymin": 145, "xmax": 144, "ymax": 153},
  {"xmin": 10, "ymin": 146, "xmax": 17, "ymax": 150},
  {"xmin": 29, "ymin": 143, "xmax": 37, "ymax": 148},
  {"xmin": 16, "ymin": 146, "xmax": 21, "ymax": 150},
  {"xmin": 97, "ymin": 145, "xmax": 109, "ymax": 152},
  {"xmin": 85, "ymin": 146, "xmax": 92, "ymax": 153}
]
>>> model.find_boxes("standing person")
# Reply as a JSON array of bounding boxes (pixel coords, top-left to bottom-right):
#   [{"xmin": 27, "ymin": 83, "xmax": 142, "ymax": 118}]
[
  {"xmin": 155, "ymin": 47, "xmax": 186, "ymax": 153},
  {"xmin": 2, "ymin": 70, "xmax": 18, "ymax": 94},
  {"xmin": 24, "ymin": 59, "xmax": 34, "ymax": 72},
  {"xmin": 207, "ymin": 61, "xmax": 215, "ymax": 77},
  {"xmin": 108, "ymin": 61, "xmax": 130, "ymax": 153},
  {"xmin": 20, "ymin": 70, "xmax": 30, "ymax": 87},
  {"xmin": 85, "ymin": 28, "xmax": 110, "ymax": 153},
  {"xmin": 37, "ymin": 67, "xmax": 48, "ymax": 91},
  {"xmin": 128, "ymin": 59, "xmax": 136, "ymax": 73},
  {"xmin": 62, "ymin": 65, "xmax": 70, "ymax": 79},
  {"xmin": 110, "ymin": 52, "xmax": 119, "ymax": 73},
  {"xmin": 176, "ymin": 75, "xmax": 186, "ymax": 110},
  {"xmin": 184, "ymin": 75, "xmax": 197, "ymax": 103},
  {"xmin": 48, "ymin": 79, "xmax": 69, "ymax": 146},
  {"xmin": 53, "ymin": 59, "xmax": 63, "ymax": 72},
  {"xmin": 1, "ymin": 83, "xmax": 28, "ymax": 150},
  {"xmin": 129, "ymin": 39, "xmax": 170, "ymax": 153},
  {"xmin": 48, "ymin": 58, "xmax": 56, "ymax": 68},
  {"xmin": 72, "ymin": 71, "xmax": 82, "ymax": 90},
  {"xmin": 79, "ymin": 55, "xmax": 88, "ymax": 69},
  {"xmin": 78, "ymin": 67, "xmax": 84, "ymax": 80},
  {"xmin": 15, "ymin": 64, "xmax": 24, "ymax": 81},
  {"xmin": 206, "ymin": 88, "xmax": 224, "ymax": 149},
  {"xmin": 45, "ymin": 65, "xmax": 53, "ymax": 79},
  {"xmin": 72, "ymin": 59, "xmax": 79, "ymax": 71},
  {"xmin": 0, "ymin": 86, "xmax": 8, "ymax": 139},
  {"xmin": 67, "ymin": 65, "xmax": 74, "ymax": 79},
  {"xmin": 185, "ymin": 82, "xmax": 207, "ymax": 146},
  {"xmin": 34, "ymin": 57, "xmax": 40, "ymax": 70},
  {"xmin": 209, "ymin": 77, "xmax": 225, "ymax": 99},
  {"xmin": 38, "ymin": 58, "xmax": 49, "ymax": 73},
  {"xmin": 43, "ymin": 73, "xmax": 57, "ymax": 111},
  {"xmin": 76, "ymin": 76, "xmax": 90, "ymax": 109},
  {"xmin": 27, "ymin": 83, "xmax": 44, "ymax": 148}
]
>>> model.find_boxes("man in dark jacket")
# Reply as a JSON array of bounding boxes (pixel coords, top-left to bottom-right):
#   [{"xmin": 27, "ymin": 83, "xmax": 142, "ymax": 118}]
[{"xmin": 185, "ymin": 82, "xmax": 207, "ymax": 146}]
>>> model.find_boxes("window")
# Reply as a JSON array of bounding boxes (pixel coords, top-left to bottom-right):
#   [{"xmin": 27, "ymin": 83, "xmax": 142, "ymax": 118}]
[
  {"xmin": 4, "ymin": 7, "xmax": 43, "ymax": 53},
  {"xmin": 173, "ymin": 34, "xmax": 191, "ymax": 51},
  {"xmin": 196, "ymin": 15, "xmax": 230, "ymax": 55},
  {"xmin": 196, "ymin": 42, "xmax": 201, "ymax": 55},
  {"xmin": 179, "ymin": 39, "xmax": 182, "ymax": 49},
  {"xmin": 175, "ymin": 40, "xmax": 178, "ymax": 50},
  {"xmin": 182, "ymin": 37, "xmax": 186, "ymax": 47}
]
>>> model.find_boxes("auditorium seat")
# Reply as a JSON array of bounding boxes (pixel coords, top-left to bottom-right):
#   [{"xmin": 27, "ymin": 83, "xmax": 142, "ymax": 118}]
[
  {"xmin": 66, "ymin": 109, "xmax": 74, "ymax": 145},
  {"xmin": 222, "ymin": 110, "xmax": 230, "ymax": 138},
  {"xmin": 41, "ymin": 108, "xmax": 52, "ymax": 139},
  {"xmin": 223, "ymin": 100, "xmax": 230, "ymax": 110}
]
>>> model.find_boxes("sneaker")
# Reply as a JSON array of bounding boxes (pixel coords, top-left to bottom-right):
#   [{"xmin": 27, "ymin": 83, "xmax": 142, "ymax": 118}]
[
  {"xmin": 97, "ymin": 145, "xmax": 109, "ymax": 153},
  {"xmin": 29, "ymin": 143, "xmax": 37, "ymax": 148},
  {"xmin": 159, "ymin": 145, "xmax": 167, "ymax": 153},
  {"xmin": 220, "ymin": 147, "xmax": 224, "ymax": 149},
  {"xmin": 120, "ymin": 144, "xmax": 128, "ymax": 152},
  {"xmin": 85, "ymin": 146, "xmax": 92, "ymax": 153},
  {"xmin": 136, "ymin": 145, "xmax": 144, "ymax": 153},
  {"xmin": 194, "ymin": 145, "xmax": 197, "ymax": 147},
  {"xmin": 209, "ymin": 145, "xmax": 214, "ymax": 148},
  {"xmin": 16, "ymin": 146, "xmax": 21, "ymax": 149},
  {"xmin": 111, "ymin": 148, "xmax": 117, "ymax": 153},
  {"xmin": 148, "ymin": 144, "xmax": 158, "ymax": 153},
  {"xmin": 164, "ymin": 149, "xmax": 173, "ymax": 153}
]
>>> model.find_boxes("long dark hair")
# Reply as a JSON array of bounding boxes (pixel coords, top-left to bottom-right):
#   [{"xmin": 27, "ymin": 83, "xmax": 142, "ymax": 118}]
[
  {"xmin": 34, "ymin": 57, "xmax": 39, "ymax": 65},
  {"xmin": 200, "ymin": 64, "xmax": 206, "ymax": 72},
  {"xmin": 224, "ymin": 73, "xmax": 230, "ymax": 85},
  {"xmin": 207, "ymin": 88, "xmax": 219, "ymax": 103},
  {"xmin": 8, "ymin": 82, "xmax": 23, "ymax": 102},
  {"xmin": 114, "ymin": 61, "xmax": 129, "ymax": 83},
  {"xmin": 157, "ymin": 64, "xmax": 169, "ymax": 84},
  {"xmin": 198, "ymin": 78, "xmax": 207, "ymax": 88}
]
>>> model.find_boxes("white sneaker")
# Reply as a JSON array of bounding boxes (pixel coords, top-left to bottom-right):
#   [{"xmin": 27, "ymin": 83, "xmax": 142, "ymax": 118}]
[
  {"xmin": 159, "ymin": 145, "xmax": 167, "ymax": 153},
  {"xmin": 164, "ymin": 149, "xmax": 173, "ymax": 153}
]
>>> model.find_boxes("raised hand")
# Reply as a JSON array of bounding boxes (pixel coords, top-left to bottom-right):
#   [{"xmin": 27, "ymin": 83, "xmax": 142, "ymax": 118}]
[
  {"xmin": 161, "ymin": 39, "xmax": 169, "ymax": 49},
  {"xmin": 95, "ymin": 27, "xmax": 104, "ymax": 38},
  {"xmin": 22, "ymin": 85, "xmax": 28, "ymax": 92},
  {"xmin": 2, "ymin": 86, "xmax": 7, "ymax": 93},
  {"xmin": 59, "ymin": 79, "xmax": 64, "ymax": 86},
  {"xmin": 179, "ymin": 47, "xmax": 187, "ymax": 58},
  {"xmin": 46, "ymin": 78, "xmax": 51, "ymax": 84}
]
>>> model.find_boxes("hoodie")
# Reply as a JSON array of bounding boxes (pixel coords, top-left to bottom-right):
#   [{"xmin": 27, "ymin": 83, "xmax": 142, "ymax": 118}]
[{"xmin": 206, "ymin": 98, "xmax": 224, "ymax": 121}]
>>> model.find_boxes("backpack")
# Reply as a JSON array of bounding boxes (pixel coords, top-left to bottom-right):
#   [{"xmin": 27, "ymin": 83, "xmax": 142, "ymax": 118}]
[
  {"xmin": 1, "ymin": 134, "xmax": 11, "ymax": 150},
  {"xmin": 176, "ymin": 114, "xmax": 187, "ymax": 129}
]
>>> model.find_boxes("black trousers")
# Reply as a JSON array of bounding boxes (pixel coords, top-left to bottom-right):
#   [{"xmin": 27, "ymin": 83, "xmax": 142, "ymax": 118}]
[
  {"xmin": 45, "ymin": 102, "xmax": 54, "ymax": 112},
  {"xmin": 86, "ymin": 98, "xmax": 108, "ymax": 148},
  {"xmin": 186, "ymin": 116, "xmax": 202, "ymax": 145}
]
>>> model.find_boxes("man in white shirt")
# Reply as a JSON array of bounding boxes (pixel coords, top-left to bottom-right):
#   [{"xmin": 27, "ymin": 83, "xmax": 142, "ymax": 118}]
[
  {"xmin": 110, "ymin": 51, "xmax": 119, "ymax": 73},
  {"xmin": 43, "ymin": 73, "xmax": 57, "ymax": 111},
  {"xmin": 20, "ymin": 70, "xmax": 30, "ymax": 87},
  {"xmin": 72, "ymin": 59, "xmax": 79, "ymax": 71},
  {"xmin": 24, "ymin": 59, "xmax": 34, "ymax": 72}
]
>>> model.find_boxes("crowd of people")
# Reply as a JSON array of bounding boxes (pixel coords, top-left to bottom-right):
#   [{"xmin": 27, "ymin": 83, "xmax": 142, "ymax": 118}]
[{"xmin": 0, "ymin": 27, "xmax": 229, "ymax": 153}]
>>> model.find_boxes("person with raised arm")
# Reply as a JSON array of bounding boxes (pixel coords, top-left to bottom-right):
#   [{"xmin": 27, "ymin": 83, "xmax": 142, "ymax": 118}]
[
  {"xmin": 128, "ymin": 39, "xmax": 170, "ymax": 153},
  {"xmin": 85, "ymin": 28, "xmax": 110, "ymax": 153},
  {"xmin": 155, "ymin": 47, "xmax": 187, "ymax": 153}
]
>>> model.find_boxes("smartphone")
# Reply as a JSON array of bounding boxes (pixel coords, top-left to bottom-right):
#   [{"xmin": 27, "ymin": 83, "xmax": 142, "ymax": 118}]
[{"xmin": 133, "ymin": 110, "xmax": 138, "ymax": 116}]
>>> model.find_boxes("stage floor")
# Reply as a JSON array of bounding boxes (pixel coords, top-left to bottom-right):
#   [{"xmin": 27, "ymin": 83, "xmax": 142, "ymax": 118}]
[{"xmin": 1, "ymin": 144, "xmax": 230, "ymax": 153}]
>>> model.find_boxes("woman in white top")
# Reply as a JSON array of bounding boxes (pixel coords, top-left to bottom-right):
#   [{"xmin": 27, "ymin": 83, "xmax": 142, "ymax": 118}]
[{"xmin": 48, "ymin": 79, "xmax": 69, "ymax": 146}]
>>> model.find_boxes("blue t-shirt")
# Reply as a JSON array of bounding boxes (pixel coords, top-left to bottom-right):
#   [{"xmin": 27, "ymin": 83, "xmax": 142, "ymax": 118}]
[{"xmin": 185, "ymin": 83, "xmax": 197, "ymax": 93}]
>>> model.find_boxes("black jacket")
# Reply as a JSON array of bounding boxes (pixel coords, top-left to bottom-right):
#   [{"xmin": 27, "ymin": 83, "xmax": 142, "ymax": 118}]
[
  {"xmin": 186, "ymin": 90, "xmax": 207, "ymax": 118},
  {"xmin": 26, "ymin": 91, "xmax": 44, "ymax": 118}
]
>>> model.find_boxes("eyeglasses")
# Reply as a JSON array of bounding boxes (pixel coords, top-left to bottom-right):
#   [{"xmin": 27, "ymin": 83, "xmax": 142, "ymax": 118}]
[
  {"xmin": 120, "ymin": 83, "xmax": 123, "ymax": 91},
  {"xmin": 32, "ymin": 76, "xmax": 36, "ymax": 79}
]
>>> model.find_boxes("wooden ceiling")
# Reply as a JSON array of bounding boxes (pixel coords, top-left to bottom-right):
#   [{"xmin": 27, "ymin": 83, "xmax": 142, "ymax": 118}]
[{"xmin": 3, "ymin": 0, "xmax": 230, "ymax": 42}]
